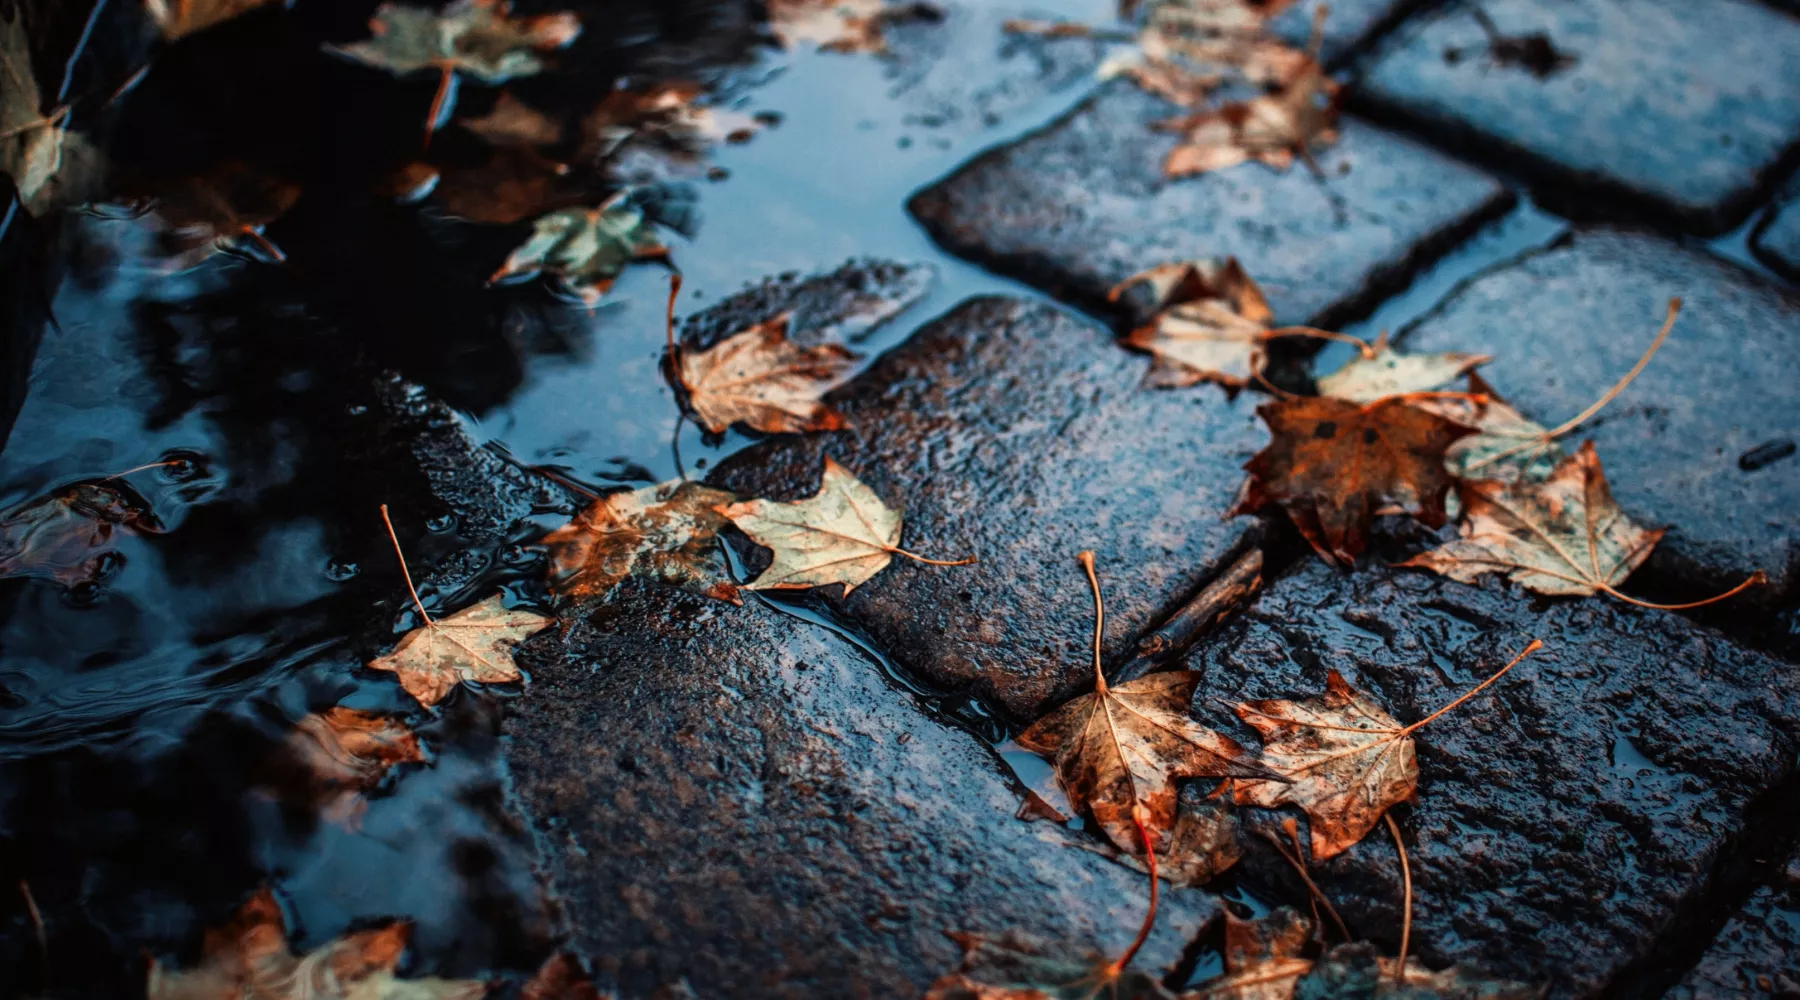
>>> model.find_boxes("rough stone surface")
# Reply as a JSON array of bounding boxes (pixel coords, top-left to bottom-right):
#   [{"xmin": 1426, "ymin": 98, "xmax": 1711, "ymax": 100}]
[
  {"xmin": 680, "ymin": 259, "xmax": 936, "ymax": 349},
  {"xmin": 1752, "ymin": 199, "xmax": 1800, "ymax": 281},
  {"xmin": 1397, "ymin": 228, "xmax": 1800, "ymax": 602},
  {"xmin": 908, "ymin": 81, "xmax": 1512, "ymax": 328},
  {"xmin": 506, "ymin": 585, "xmax": 1215, "ymax": 1000},
  {"xmin": 1669, "ymin": 850, "xmax": 1800, "ymax": 998},
  {"xmin": 1196, "ymin": 563, "xmax": 1800, "ymax": 999},
  {"xmin": 1271, "ymin": 0, "xmax": 1430, "ymax": 67},
  {"xmin": 711, "ymin": 296, "xmax": 1266, "ymax": 723},
  {"xmin": 1355, "ymin": 0, "xmax": 1800, "ymax": 233}
]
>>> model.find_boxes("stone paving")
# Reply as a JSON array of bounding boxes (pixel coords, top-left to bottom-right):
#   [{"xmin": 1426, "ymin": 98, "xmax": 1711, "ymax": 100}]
[{"xmin": 151, "ymin": 1, "xmax": 1800, "ymax": 996}]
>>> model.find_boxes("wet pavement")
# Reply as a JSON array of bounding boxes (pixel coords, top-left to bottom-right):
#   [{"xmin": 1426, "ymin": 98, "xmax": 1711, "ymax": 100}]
[{"xmin": 3, "ymin": 0, "xmax": 1800, "ymax": 997}]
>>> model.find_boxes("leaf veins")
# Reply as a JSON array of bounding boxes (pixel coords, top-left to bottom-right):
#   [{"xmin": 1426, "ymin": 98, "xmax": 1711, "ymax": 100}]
[
  {"xmin": 541, "ymin": 479, "xmax": 743, "ymax": 607},
  {"xmin": 676, "ymin": 312, "xmax": 859, "ymax": 435}
]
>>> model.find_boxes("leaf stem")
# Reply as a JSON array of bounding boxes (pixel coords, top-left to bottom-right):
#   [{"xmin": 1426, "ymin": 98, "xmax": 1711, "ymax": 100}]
[
  {"xmin": 1108, "ymin": 805, "xmax": 1160, "ymax": 976},
  {"xmin": 1599, "ymin": 570, "xmax": 1767, "ymax": 610},
  {"xmin": 888, "ymin": 547, "xmax": 978, "ymax": 568},
  {"xmin": 424, "ymin": 62, "xmax": 454, "ymax": 150},
  {"xmin": 1399, "ymin": 638, "xmax": 1541, "ymax": 737},
  {"xmin": 379, "ymin": 504, "xmax": 433, "ymax": 626},
  {"xmin": 1263, "ymin": 325, "xmax": 1375, "ymax": 359},
  {"xmin": 102, "ymin": 459, "xmax": 182, "ymax": 480},
  {"xmin": 1079, "ymin": 550, "xmax": 1106, "ymax": 694},
  {"xmin": 1384, "ymin": 813, "xmax": 1411, "ymax": 985},
  {"xmin": 20, "ymin": 881, "xmax": 46, "ymax": 988},
  {"xmin": 665, "ymin": 272, "xmax": 689, "ymax": 393}
]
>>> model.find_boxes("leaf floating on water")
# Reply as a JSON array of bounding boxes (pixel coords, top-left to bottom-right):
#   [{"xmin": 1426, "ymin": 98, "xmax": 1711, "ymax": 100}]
[
  {"xmin": 1185, "ymin": 908, "xmax": 1316, "ymax": 1000},
  {"xmin": 1401, "ymin": 442, "xmax": 1766, "ymax": 607},
  {"xmin": 0, "ymin": 481, "xmax": 163, "ymax": 587},
  {"xmin": 715, "ymin": 456, "xmax": 972, "ymax": 595},
  {"xmin": 677, "ymin": 312, "xmax": 859, "ymax": 435},
  {"xmin": 147, "ymin": 887, "xmax": 488, "ymax": 1000},
  {"xmin": 332, "ymin": 0, "xmax": 580, "ymax": 81},
  {"xmin": 134, "ymin": 162, "xmax": 303, "ymax": 265},
  {"xmin": 369, "ymin": 593, "xmax": 553, "ymax": 707},
  {"xmin": 541, "ymin": 480, "xmax": 743, "ymax": 607},
  {"xmin": 581, "ymin": 82, "xmax": 763, "ymax": 167},
  {"xmin": 145, "ymin": 0, "xmax": 285, "ymax": 41},
  {"xmin": 924, "ymin": 931, "xmax": 1178, "ymax": 1000},
  {"xmin": 1232, "ymin": 396, "xmax": 1474, "ymax": 566},
  {"xmin": 285, "ymin": 707, "xmax": 427, "ymax": 827},
  {"xmin": 1316, "ymin": 332, "xmax": 1491, "ymax": 404},
  {"xmin": 489, "ymin": 194, "xmax": 668, "ymax": 304},
  {"xmin": 460, "ymin": 90, "xmax": 566, "ymax": 147}
]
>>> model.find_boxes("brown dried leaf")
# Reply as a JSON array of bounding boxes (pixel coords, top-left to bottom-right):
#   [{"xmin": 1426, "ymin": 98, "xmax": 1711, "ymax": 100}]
[
  {"xmin": 0, "ymin": 481, "xmax": 163, "ymax": 587},
  {"xmin": 333, "ymin": 0, "xmax": 579, "ymax": 82},
  {"xmin": 1232, "ymin": 397, "xmax": 1474, "ymax": 565},
  {"xmin": 2, "ymin": 10, "xmax": 75, "ymax": 216},
  {"xmin": 1230, "ymin": 670, "xmax": 1417, "ymax": 861},
  {"xmin": 286, "ymin": 707, "xmax": 426, "ymax": 825},
  {"xmin": 147, "ymin": 888, "xmax": 486, "ymax": 999},
  {"xmin": 580, "ymin": 82, "xmax": 762, "ymax": 166},
  {"xmin": 1111, "ymin": 258, "xmax": 1274, "ymax": 390},
  {"xmin": 136, "ymin": 162, "xmax": 302, "ymax": 264},
  {"xmin": 489, "ymin": 194, "xmax": 667, "ymax": 303},
  {"xmin": 717, "ymin": 456, "xmax": 955, "ymax": 594},
  {"xmin": 1159, "ymin": 52, "xmax": 1339, "ymax": 178},
  {"xmin": 1409, "ymin": 374, "xmax": 1559, "ymax": 483},
  {"xmin": 1118, "ymin": 795, "xmax": 1242, "ymax": 886},
  {"xmin": 1018, "ymin": 670, "xmax": 1282, "ymax": 858},
  {"xmin": 145, "ymin": 0, "xmax": 283, "ymax": 40},
  {"xmin": 541, "ymin": 480, "xmax": 742, "ymax": 607},
  {"xmin": 925, "ymin": 932, "xmax": 1177, "ymax": 1000},
  {"xmin": 520, "ymin": 953, "xmax": 604, "ymax": 1000},
  {"xmin": 678, "ymin": 312, "xmax": 858, "ymax": 435},
  {"xmin": 1316, "ymin": 333, "xmax": 1490, "ymax": 404},
  {"xmin": 767, "ymin": 0, "xmax": 898, "ymax": 54},
  {"xmin": 461, "ymin": 90, "xmax": 565, "ymax": 147},
  {"xmin": 1184, "ymin": 908, "xmax": 1315, "ymax": 1000},
  {"xmin": 367, "ymin": 594, "xmax": 553, "ymax": 707},
  {"xmin": 1400, "ymin": 441, "xmax": 1663, "ymax": 598}
]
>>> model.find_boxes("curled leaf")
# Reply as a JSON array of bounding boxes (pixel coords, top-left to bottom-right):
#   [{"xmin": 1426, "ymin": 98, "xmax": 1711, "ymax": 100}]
[
  {"xmin": 767, "ymin": 0, "xmax": 905, "ymax": 54},
  {"xmin": 1186, "ymin": 908, "xmax": 1315, "ymax": 1000},
  {"xmin": 1112, "ymin": 258, "xmax": 1274, "ymax": 390},
  {"xmin": 677, "ymin": 312, "xmax": 858, "ymax": 435},
  {"xmin": 541, "ymin": 480, "xmax": 742, "ymax": 607},
  {"xmin": 1316, "ymin": 333, "xmax": 1490, "ymax": 404}
]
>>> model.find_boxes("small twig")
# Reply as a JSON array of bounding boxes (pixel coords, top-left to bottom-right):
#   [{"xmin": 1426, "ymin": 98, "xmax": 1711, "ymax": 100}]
[
  {"xmin": 102, "ymin": 459, "xmax": 183, "ymax": 481},
  {"xmin": 379, "ymin": 504, "xmax": 432, "ymax": 626},
  {"xmin": 1080, "ymin": 550, "xmax": 1107, "ymax": 695},
  {"xmin": 1384, "ymin": 813, "xmax": 1412, "ymax": 984},
  {"xmin": 665, "ymin": 273, "xmax": 690, "ymax": 393},
  {"xmin": 424, "ymin": 62, "xmax": 455, "ymax": 150},
  {"xmin": 20, "ymin": 881, "xmax": 47, "ymax": 987},
  {"xmin": 1114, "ymin": 547, "xmax": 1263, "ymax": 683},
  {"xmin": 1258, "ymin": 829, "xmax": 1351, "ymax": 941}
]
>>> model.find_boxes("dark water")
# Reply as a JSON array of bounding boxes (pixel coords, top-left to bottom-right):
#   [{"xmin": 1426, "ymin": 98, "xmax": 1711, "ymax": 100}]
[{"xmin": 0, "ymin": 0, "xmax": 1579, "ymax": 993}]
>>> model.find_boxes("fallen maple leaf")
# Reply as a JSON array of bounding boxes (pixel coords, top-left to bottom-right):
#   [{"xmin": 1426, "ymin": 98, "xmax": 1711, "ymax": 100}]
[
  {"xmin": 332, "ymin": 0, "xmax": 579, "ymax": 141},
  {"xmin": 461, "ymin": 90, "xmax": 565, "ymax": 147},
  {"xmin": 1401, "ymin": 442, "xmax": 1766, "ymax": 607},
  {"xmin": 1112, "ymin": 258, "xmax": 1273, "ymax": 390},
  {"xmin": 368, "ymin": 506, "xmax": 554, "ymax": 707},
  {"xmin": 541, "ymin": 479, "xmax": 743, "ymax": 607},
  {"xmin": 1018, "ymin": 552, "xmax": 1283, "ymax": 859},
  {"xmin": 1126, "ymin": 796, "xmax": 1241, "ymax": 886},
  {"xmin": 766, "ymin": 0, "xmax": 909, "ymax": 54},
  {"xmin": 145, "ymin": 0, "xmax": 283, "ymax": 40},
  {"xmin": 1231, "ymin": 396, "xmax": 1474, "ymax": 566},
  {"xmin": 1407, "ymin": 373, "xmax": 1559, "ymax": 483},
  {"xmin": 1316, "ymin": 332, "xmax": 1491, "ymax": 404},
  {"xmin": 1184, "ymin": 907, "xmax": 1315, "ymax": 1000},
  {"xmin": 489, "ymin": 193, "xmax": 667, "ymax": 304},
  {"xmin": 284, "ymin": 707, "xmax": 426, "ymax": 826},
  {"xmin": 1232, "ymin": 642, "xmax": 1541, "ymax": 860},
  {"xmin": 675, "ymin": 312, "xmax": 858, "ymax": 435},
  {"xmin": 0, "ymin": 481, "xmax": 163, "ymax": 587},
  {"xmin": 1, "ymin": 10, "xmax": 78, "ymax": 216},
  {"xmin": 1101, "ymin": 0, "xmax": 1307, "ymax": 108},
  {"xmin": 580, "ymin": 82, "xmax": 762, "ymax": 167},
  {"xmin": 925, "ymin": 931, "xmax": 1178, "ymax": 1000},
  {"xmin": 136, "ymin": 161, "xmax": 302, "ymax": 265},
  {"xmin": 147, "ymin": 887, "xmax": 487, "ymax": 999},
  {"xmin": 1158, "ymin": 8, "xmax": 1339, "ymax": 178},
  {"xmin": 424, "ymin": 146, "xmax": 578, "ymax": 225},
  {"xmin": 520, "ymin": 953, "xmax": 603, "ymax": 1000},
  {"xmin": 714, "ymin": 456, "xmax": 973, "ymax": 594}
]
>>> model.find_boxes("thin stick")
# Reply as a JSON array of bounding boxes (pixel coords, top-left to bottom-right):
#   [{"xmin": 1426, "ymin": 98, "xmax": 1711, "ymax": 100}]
[
  {"xmin": 424, "ymin": 63, "xmax": 454, "ymax": 150},
  {"xmin": 1384, "ymin": 813, "xmax": 1411, "ymax": 984},
  {"xmin": 1107, "ymin": 806, "xmax": 1160, "ymax": 976},
  {"xmin": 665, "ymin": 273, "xmax": 688, "ymax": 392},
  {"xmin": 1399, "ymin": 639, "xmax": 1541, "ymax": 736},
  {"xmin": 235, "ymin": 225, "xmax": 286, "ymax": 263},
  {"xmin": 1259, "ymin": 830, "xmax": 1351, "ymax": 941},
  {"xmin": 1263, "ymin": 325, "xmax": 1375, "ymax": 358},
  {"xmin": 103, "ymin": 459, "xmax": 181, "ymax": 480},
  {"xmin": 379, "ymin": 505, "xmax": 432, "ymax": 626},
  {"xmin": 20, "ymin": 881, "xmax": 46, "ymax": 983},
  {"xmin": 1079, "ymin": 550, "xmax": 1107, "ymax": 694},
  {"xmin": 889, "ymin": 548, "xmax": 979, "ymax": 568}
]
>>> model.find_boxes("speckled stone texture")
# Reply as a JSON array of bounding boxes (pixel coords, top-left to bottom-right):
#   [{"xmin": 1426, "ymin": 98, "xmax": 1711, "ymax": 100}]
[
  {"xmin": 907, "ymin": 80, "xmax": 1512, "ymax": 328},
  {"xmin": 1397, "ymin": 228, "xmax": 1800, "ymax": 602},
  {"xmin": 1668, "ymin": 851, "xmax": 1800, "ymax": 998},
  {"xmin": 505, "ymin": 586, "xmax": 1215, "ymax": 1000},
  {"xmin": 711, "ymin": 296, "xmax": 1266, "ymax": 723},
  {"xmin": 1355, "ymin": 0, "xmax": 1800, "ymax": 233},
  {"xmin": 1753, "ymin": 199, "xmax": 1800, "ymax": 281},
  {"xmin": 1196, "ymin": 563, "xmax": 1800, "ymax": 999},
  {"xmin": 679, "ymin": 259, "xmax": 935, "ymax": 349},
  {"xmin": 1271, "ymin": 0, "xmax": 1431, "ymax": 67}
]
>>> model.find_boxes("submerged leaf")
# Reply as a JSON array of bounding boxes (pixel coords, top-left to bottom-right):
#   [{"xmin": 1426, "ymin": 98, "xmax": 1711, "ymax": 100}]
[
  {"xmin": 147, "ymin": 888, "xmax": 487, "ymax": 999},
  {"xmin": 137, "ymin": 162, "xmax": 302, "ymax": 265},
  {"xmin": 678, "ymin": 312, "xmax": 858, "ymax": 435},
  {"xmin": 145, "ymin": 0, "xmax": 285, "ymax": 40},
  {"xmin": 367, "ymin": 594, "xmax": 553, "ymax": 707},
  {"xmin": 1232, "ymin": 397, "xmax": 1474, "ymax": 566},
  {"xmin": 1400, "ymin": 441, "xmax": 1661, "ymax": 598},
  {"xmin": 580, "ymin": 82, "xmax": 762, "ymax": 166},
  {"xmin": 1112, "ymin": 258, "xmax": 1274, "ymax": 390},
  {"xmin": 1019, "ymin": 670, "xmax": 1281, "ymax": 858},
  {"xmin": 284, "ymin": 707, "xmax": 426, "ymax": 825},
  {"xmin": 334, "ymin": 0, "xmax": 580, "ymax": 81},
  {"xmin": 925, "ymin": 932, "xmax": 1177, "ymax": 1000},
  {"xmin": 490, "ymin": 195, "xmax": 667, "ymax": 303},
  {"xmin": 461, "ymin": 90, "xmax": 565, "ymax": 147},
  {"xmin": 1230, "ymin": 671, "xmax": 1417, "ymax": 861},
  {"xmin": 541, "ymin": 480, "xmax": 743, "ymax": 607},
  {"xmin": 1316, "ymin": 333, "xmax": 1490, "ymax": 404},
  {"xmin": 1186, "ymin": 908, "xmax": 1315, "ymax": 1000},
  {"xmin": 0, "ymin": 481, "xmax": 163, "ymax": 587}
]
